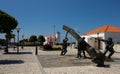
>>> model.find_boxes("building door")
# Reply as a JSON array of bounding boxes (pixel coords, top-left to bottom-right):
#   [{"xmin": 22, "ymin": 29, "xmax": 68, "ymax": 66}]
[{"xmin": 88, "ymin": 37, "xmax": 103, "ymax": 50}]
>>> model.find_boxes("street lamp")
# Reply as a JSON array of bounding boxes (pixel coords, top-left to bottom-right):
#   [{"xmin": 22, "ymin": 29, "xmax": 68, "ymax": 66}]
[
  {"xmin": 21, "ymin": 35, "xmax": 24, "ymax": 49},
  {"xmin": 16, "ymin": 27, "xmax": 21, "ymax": 53},
  {"xmin": 96, "ymin": 30, "xmax": 100, "ymax": 49},
  {"xmin": 96, "ymin": 30, "xmax": 99, "ymax": 38}
]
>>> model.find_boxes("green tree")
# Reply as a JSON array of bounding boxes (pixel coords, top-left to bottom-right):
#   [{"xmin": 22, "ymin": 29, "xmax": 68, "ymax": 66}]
[
  {"xmin": 0, "ymin": 10, "xmax": 18, "ymax": 53},
  {"xmin": 5, "ymin": 33, "xmax": 12, "ymax": 41},
  {"xmin": 38, "ymin": 35, "xmax": 45, "ymax": 46},
  {"xmin": 5, "ymin": 33, "xmax": 15, "ymax": 42},
  {"xmin": 11, "ymin": 34, "xmax": 15, "ymax": 43},
  {"xmin": 24, "ymin": 39, "xmax": 29, "ymax": 42},
  {"xmin": 29, "ymin": 35, "xmax": 37, "ymax": 42},
  {"xmin": 0, "ymin": 10, "xmax": 18, "ymax": 33}
]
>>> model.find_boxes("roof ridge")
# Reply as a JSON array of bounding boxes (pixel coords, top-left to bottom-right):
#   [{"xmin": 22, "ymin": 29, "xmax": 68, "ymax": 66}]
[
  {"xmin": 85, "ymin": 25, "xmax": 120, "ymax": 35},
  {"xmin": 105, "ymin": 25, "xmax": 110, "ymax": 32}
]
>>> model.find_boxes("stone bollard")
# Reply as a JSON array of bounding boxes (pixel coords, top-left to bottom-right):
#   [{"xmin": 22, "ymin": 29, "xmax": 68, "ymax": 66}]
[{"xmin": 35, "ymin": 46, "xmax": 38, "ymax": 55}]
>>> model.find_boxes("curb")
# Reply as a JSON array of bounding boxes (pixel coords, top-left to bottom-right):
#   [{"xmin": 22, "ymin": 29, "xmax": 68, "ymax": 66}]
[{"xmin": 32, "ymin": 50, "xmax": 46, "ymax": 74}]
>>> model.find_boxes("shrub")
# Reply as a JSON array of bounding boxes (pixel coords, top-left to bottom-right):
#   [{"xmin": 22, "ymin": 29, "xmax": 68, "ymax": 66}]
[
  {"xmin": 52, "ymin": 45, "xmax": 62, "ymax": 50},
  {"xmin": 43, "ymin": 44, "xmax": 52, "ymax": 50}
]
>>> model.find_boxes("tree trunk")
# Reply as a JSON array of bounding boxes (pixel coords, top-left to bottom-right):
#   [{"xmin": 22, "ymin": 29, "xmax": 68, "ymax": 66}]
[{"xmin": 4, "ymin": 37, "xmax": 9, "ymax": 53}]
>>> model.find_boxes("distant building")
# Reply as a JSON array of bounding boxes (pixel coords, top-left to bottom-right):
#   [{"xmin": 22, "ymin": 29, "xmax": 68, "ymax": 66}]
[
  {"xmin": 44, "ymin": 32, "xmax": 60, "ymax": 45},
  {"xmin": 81, "ymin": 25, "xmax": 120, "ymax": 50}
]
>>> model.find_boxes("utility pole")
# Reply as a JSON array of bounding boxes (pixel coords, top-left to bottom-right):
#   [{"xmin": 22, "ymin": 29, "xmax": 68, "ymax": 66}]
[{"xmin": 53, "ymin": 24, "xmax": 55, "ymax": 36}]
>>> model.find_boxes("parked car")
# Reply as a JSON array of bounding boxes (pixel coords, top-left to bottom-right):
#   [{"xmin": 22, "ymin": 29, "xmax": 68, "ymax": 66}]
[{"xmin": 0, "ymin": 45, "xmax": 6, "ymax": 49}]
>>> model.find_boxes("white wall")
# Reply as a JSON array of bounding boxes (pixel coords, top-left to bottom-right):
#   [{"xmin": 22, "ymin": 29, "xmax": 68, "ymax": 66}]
[
  {"xmin": 82, "ymin": 33, "xmax": 104, "ymax": 41},
  {"xmin": 105, "ymin": 32, "xmax": 120, "ymax": 43},
  {"xmin": 55, "ymin": 32, "xmax": 60, "ymax": 43},
  {"xmin": 114, "ymin": 44, "xmax": 120, "ymax": 52},
  {"xmin": 82, "ymin": 33, "xmax": 106, "ymax": 50},
  {"xmin": 82, "ymin": 32, "xmax": 120, "ymax": 50},
  {"xmin": 44, "ymin": 32, "xmax": 61, "ymax": 45}
]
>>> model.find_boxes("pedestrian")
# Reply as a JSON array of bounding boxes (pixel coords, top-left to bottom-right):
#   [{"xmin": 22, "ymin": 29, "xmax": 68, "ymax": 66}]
[
  {"xmin": 60, "ymin": 37, "xmax": 68, "ymax": 56},
  {"xmin": 77, "ymin": 37, "xmax": 87, "ymax": 58},
  {"xmin": 99, "ymin": 37, "xmax": 115, "ymax": 59}
]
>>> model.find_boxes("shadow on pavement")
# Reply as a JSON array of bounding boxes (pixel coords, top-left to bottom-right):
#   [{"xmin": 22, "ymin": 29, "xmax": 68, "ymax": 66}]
[
  {"xmin": 4, "ymin": 52, "xmax": 32, "ymax": 55},
  {"xmin": 42, "ymin": 49, "xmax": 61, "ymax": 51},
  {"xmin": 113, "ymin": 57, "xmax": 120, "ymax": 60},
  {"xmin": 37, "ymin": 54, "xmax": 94, "ymax": 68},
  {"xmin": 0, "ymin": 60, "xmax": 24, "ymax": 64}
]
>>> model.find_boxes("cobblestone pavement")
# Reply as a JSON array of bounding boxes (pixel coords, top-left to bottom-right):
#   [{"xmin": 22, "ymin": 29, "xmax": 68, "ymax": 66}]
[
  {"xmin": 37, "ymin": 47, "xmax": 120, "ymax": 74},
  {"xmin": 1, "ymin": 46, "xmax": 120, "ymax": 74},
  {"xmin": 0, "ymin": 47, "xmax": 45, "ymax": 74}
]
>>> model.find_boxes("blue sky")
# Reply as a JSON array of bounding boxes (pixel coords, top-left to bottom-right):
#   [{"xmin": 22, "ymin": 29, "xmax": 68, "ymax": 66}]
[{"xmin": 0, "ymin": 0, "xmax": 120, "ymax": 41}]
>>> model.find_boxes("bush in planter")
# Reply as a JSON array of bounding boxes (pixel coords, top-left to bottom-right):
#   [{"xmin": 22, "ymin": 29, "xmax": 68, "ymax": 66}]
[{"xmin": 52, "ymin": 45, "xmax": 62, "ymax": 50}]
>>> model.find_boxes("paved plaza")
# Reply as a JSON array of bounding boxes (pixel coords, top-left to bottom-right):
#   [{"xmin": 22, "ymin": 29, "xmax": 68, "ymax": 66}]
[
  {"xmin": 38, "ymin": 46, "xmax": 120, "ymax": 74},
  {"xmin": 0, "ymin": 46, "xmax": 120, "ymax": 74},
  {"xmin": 0, "ymin": 47, "xmax": 45, "ymax": 74}
]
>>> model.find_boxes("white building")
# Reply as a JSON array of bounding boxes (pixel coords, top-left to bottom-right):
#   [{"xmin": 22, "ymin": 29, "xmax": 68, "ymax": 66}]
[
  {"xmin": 44, "ymin": 32, "xmax": 60, "ymax": 45},
  {"xmin": 81, "ymin": 25, "xmax": 120, "ymax": 51}
]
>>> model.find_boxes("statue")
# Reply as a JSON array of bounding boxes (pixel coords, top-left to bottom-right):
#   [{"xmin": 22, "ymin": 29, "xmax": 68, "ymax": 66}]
[
  {"xmin": 63, "ymin": 25, "xmax": 109, "ymax": 67},
  {"xmin": 98, "ymin": 37, "xmax": 115, "ymax": 59},
  {"xmin": 60, "ymin": 37, "xmax": 68, "ymax": 56},
  {"xmin": 77, "ymin": 37, "xmax": 87, "ymax": 58}
]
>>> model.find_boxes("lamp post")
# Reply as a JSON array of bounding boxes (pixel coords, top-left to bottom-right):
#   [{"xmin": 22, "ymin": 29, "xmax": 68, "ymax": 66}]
[
  {"xmin": 21, "ymin": 35, "xmax": 24, "ymax": 49},
  {"xmin": 16, "ymin": 27, "xmax": 21, "ymax": 53},
  {"xmin": 96, "ymin": 30, "xmax": 99, "ymax": 38},
  {"xmin": 96, "ymin": 30, "xmax": 100, "ymax": 49}
]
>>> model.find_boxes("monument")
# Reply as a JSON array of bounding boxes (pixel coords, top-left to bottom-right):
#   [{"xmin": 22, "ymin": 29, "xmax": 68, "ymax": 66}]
[{"xmin": 63, "ymin": 25, "xmax": 108, "ymax": 67}]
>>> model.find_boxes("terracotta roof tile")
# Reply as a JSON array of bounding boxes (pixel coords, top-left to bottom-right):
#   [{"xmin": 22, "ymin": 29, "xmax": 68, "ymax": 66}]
[
  {"xmin": 46, "ymin": 35, "xmax": 56, "ymax": 38},
  {"xmin": 85, "ymin": 25, "xmax": 120, "ymax": 35}
]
